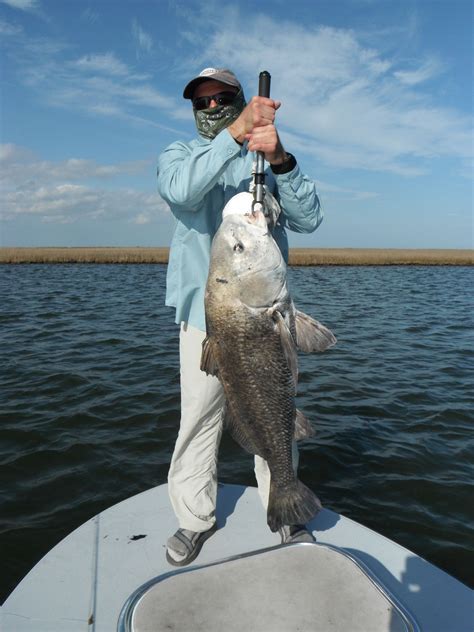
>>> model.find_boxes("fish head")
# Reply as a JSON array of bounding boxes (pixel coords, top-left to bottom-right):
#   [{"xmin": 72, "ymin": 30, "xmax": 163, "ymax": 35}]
[{"xmin": 209, "ymin": 208, "xmax": 287, "ymax": 308}]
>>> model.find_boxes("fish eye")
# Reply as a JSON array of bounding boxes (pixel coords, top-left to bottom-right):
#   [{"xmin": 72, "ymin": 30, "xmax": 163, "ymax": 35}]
[{"xmin": 233, "ymin": 241, "xmax": 244, "ymax": 253}]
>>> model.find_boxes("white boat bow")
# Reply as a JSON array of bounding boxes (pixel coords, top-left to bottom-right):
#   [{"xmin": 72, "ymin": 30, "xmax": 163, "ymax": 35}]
[{"xmin": 1, "ymin": 484, "xmax": 472, "ymax": 631}]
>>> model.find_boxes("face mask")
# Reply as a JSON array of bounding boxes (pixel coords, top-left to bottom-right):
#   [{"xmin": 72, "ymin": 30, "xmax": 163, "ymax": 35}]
[{"xmin": 193, "ymin": 89, "xmax": 246, "ymax": 140}]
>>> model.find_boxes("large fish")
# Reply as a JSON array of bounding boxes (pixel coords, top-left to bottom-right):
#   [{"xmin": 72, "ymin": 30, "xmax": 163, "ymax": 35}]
[{"xmin": 201, "ymin": 192, "xmax": 336, "ymax": 532}]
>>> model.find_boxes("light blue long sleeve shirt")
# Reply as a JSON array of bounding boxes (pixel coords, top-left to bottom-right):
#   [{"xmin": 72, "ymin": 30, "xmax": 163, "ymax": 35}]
[{"xmin": 157, "ymin": 128, "xmax": 323, "ymax": 332}]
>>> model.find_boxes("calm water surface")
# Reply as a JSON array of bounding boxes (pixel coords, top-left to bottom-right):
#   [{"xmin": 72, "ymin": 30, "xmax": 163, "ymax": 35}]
[{"xmin": 1, "ymin": 264, "xmax": 473, "ymax": 601}]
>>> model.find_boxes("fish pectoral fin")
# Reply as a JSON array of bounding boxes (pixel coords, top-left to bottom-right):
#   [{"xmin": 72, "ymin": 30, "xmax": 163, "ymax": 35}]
[
  {"xmin": 294, "ymin": 409, "xmax": 315, "ymax": 441},
  {"xmin": 295, "ymin": 310, "xmax": 337, "ymax": 352},
  {"xmin": 272, "ymin": 310, "xmax": 298, "ymax": 394},
  {"xmin": 200, "ymin": 336, "xmax": 219, "ymax": 377}
]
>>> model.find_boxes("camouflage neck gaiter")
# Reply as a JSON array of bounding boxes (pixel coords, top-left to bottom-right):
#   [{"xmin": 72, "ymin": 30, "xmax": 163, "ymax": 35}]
[{"xmin": 194, "ymin": 89, "xmax": 246, "ymax": 140}]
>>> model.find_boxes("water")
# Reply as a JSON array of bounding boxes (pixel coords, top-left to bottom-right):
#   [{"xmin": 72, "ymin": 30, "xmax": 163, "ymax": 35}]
[{"xmin": 1, "ymin": 264, "xmax": 473, "ymax": 602}]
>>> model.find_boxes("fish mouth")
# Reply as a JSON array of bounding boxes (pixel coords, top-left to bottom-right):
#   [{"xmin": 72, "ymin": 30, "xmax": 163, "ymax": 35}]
[{"xmin": 245, "ymin": 209, "xmax": 269, "ymax": 232}]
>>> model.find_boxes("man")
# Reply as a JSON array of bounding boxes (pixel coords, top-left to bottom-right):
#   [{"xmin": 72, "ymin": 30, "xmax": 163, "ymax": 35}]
[{"xmin": 157, "ymin": 68, "xmax": 323, "ymax": 566}]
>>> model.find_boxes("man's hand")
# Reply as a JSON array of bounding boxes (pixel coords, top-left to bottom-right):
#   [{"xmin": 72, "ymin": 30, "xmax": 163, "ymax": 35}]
[
  {"xmin": 228, "ymin": 96, "xmax": 287, "ymax": 165},
  {"xmin": 228, "ymin": 96, "xmax": 281, "ymax": 144},
  {"xmin": 245, "ymin": 124, "xmax": 287, "ymax": 165}
]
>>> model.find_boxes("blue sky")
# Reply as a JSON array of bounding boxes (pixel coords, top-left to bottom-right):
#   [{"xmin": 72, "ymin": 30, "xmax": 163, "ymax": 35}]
[{"xmin": 1, "ymin": 0, "xmax": 472, "ymax": 248}]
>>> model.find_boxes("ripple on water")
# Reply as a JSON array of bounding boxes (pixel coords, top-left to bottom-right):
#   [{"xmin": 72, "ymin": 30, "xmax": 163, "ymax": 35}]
[{"xmin": 1, "ymin": 264, "xmax": 473, "ymax": 600}]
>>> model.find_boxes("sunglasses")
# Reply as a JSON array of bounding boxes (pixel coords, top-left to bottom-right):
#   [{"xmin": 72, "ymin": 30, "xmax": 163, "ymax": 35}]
[{"xmin": 192, "ymin": 91, "xmax": 238, "ymax": 111}]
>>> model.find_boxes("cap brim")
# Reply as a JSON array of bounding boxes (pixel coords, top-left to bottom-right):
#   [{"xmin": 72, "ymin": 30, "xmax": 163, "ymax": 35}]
[{"xmin": 183, "ymin": 77, "xmax": 211, "ymax": 99}]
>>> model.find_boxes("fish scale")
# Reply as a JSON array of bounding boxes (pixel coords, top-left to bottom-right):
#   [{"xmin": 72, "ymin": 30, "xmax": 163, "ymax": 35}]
[{"xmin": 216, "ymin": 311, "xmax": 295, "ymax": 476}]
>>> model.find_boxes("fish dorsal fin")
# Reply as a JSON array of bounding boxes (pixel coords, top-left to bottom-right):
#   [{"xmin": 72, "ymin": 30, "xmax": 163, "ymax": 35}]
[
  {"xmin": 272, "ymin": 310, "xmax": 298, "ymax": 395},
  {"xmin": 295, "ymin": 310, "xmax": 337, "ymax": 352},
  {"xmin": 294, "ymin": 409, "xmax": 315, "ymax": 441},
  {"xmin": 200, "ymin": 335, "xmax": 219, "ymax": 377}
]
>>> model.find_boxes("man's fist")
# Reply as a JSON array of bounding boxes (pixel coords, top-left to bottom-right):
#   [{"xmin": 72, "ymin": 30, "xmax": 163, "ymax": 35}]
[
  {"xmin": 228, "ymin": 96, "xmax": 281, "ymax": 144},
  {"xmin": 245, "ymin": 124, "xmax": 287, "ymax": 165}
]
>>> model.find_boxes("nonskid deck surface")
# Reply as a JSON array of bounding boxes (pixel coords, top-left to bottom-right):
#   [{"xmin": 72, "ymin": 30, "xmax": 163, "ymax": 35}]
[
  {"xmin": 119, "ymin": 543, "xmax": 416, "ymax": 632},
  {"xmin": 2, "ymin": 484, "xmax": 472, "ymax": 632}
]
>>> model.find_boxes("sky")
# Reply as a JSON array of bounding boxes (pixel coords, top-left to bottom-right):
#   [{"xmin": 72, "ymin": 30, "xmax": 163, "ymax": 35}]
[{"xmin": 0, "ymin": 0, "xmax": 472, "ymax": 249}]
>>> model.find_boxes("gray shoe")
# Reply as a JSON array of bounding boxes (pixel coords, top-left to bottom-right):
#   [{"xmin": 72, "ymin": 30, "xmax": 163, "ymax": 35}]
[
  {"xmin": 279, "ymin": 524, "xmax": 316, "ymax": 544},
  {"xmin": 166, "ymin": 523, "xmax": 217, "ymax": 567}
]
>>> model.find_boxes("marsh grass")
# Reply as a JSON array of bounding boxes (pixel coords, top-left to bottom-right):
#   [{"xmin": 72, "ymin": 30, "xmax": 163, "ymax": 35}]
[
  {"xmin": 1, "ymin": 247, "xmax": 472, "ymax": 265},
  {"xmin": 288, "ymin": 248, "xmax": 473, "ymax": 266},
  {"xmin": 0, "ymin": 247, "xmax": 169, "ymax": 264}
]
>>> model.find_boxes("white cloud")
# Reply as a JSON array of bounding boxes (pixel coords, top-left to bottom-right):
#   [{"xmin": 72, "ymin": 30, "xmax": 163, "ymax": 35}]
[
  {"xmin": 88, "ymin": 103, "xmax": 124, "ymax": 117},
  {"xmin": 133, "ymin": 212, "xmax": 152, "ymax": 225},
  {"xmin": 0, "ymin": 144, "xmax": 169, "ymax": 224},
  {"xmin": 2, "ymin": 3, "xmax": 471, "ymax": 179},
  {"xmin": 132, "ymin": 19, "xmax": 153, "ymax": 55},
  {"xmin": 121, "ymin": 84, "xmax": 169, "ymax": 108},
  {"xmin": 3, "ymin": 183, "xmax": 166, "ymax": 223},
  {"xmin": 2, "ymin": 27, "xmax": 189, "ymax": 131},
  {"xmin": 0, "ymin": 18, "xmax": 22, "ymax": 34},
  {"xmin": 394, "ymin": 57, "xmax": 443, "ymax": 86},
  {"xmin": 317, "ymin": 179, "xmax": 378, "ymax": 201},
  {"xmin": 0, "ymin": 143, "xmax": 33, "ymax": 161},
  {"xmin": 75, "ymin": 52, "xmax": 130, "ymax": 77},
  {"xmin": 0, "ymin": 0, "xmax": 39, "ymax": 11},
  {"xmin": 0, "ymin": 144, "xmax": 151, "ymax": 185},
  {"xmin": 182, "ymin": 7, "xmax": 472, "ymax": 175},
  {"xmin": 81, "ymin": 8, "xmax": 99, "ymax": 24}
]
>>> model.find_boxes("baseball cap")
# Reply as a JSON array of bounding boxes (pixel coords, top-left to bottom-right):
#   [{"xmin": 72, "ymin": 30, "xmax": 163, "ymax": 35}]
[{"xmin": 183, "ymin": 68, "xmax": 241, "ymax": 99}]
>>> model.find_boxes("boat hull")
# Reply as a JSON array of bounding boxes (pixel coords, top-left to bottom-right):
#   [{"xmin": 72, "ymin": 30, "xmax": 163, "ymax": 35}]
[{"xmin": 1, "ymin": 484, "xmax": 472, "ymax": 631}]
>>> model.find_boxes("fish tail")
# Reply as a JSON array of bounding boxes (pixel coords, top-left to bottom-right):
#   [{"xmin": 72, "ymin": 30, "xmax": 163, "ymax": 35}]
[{"xmin": 267, "ymin": 479, "xmax": 322, "ymax": 532}]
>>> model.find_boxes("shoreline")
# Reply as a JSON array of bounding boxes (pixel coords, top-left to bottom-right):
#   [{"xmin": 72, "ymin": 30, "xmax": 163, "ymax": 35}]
[{"xmin": 0, "ymin": 247, "xmax": 472, "ymax": 265}]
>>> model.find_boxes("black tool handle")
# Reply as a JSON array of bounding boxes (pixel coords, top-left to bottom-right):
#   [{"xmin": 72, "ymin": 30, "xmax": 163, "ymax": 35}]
[
  {"xmin": 254, "ymin": 71, "xmax": 271, "ymax": 209},
  {"xmin": 258, "ymin": 71, "xmax": 271, "ymax": 98}
]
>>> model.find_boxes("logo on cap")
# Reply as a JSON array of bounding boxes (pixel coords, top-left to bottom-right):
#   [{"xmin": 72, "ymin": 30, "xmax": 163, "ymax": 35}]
[{"xmin": 199, "ymin": 68, "xmax": 218, "ymax": 77}]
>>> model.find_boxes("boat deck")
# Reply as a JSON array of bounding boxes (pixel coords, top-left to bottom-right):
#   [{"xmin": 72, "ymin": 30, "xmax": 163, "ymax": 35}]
[{"xmin": 1, "ymin": 484, "xmax": 472, "ymax": 631}]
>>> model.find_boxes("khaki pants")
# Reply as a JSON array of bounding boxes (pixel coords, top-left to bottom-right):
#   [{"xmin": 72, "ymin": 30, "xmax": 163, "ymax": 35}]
[{"xmin": 168, "ymin": 322, "xmax": 298, "ymax": 531}]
